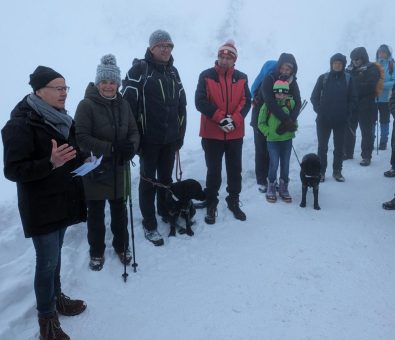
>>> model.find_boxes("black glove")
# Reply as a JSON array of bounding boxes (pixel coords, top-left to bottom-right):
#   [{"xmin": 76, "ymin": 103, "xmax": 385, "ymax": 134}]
[
  {"xmin": 276, "ymin": 119, "xmax": 296, "ymax": 135},
  {"xmin": 175, "ymin": 138, "xmax": 184, "ymax": 150},
  {"xmin": 113, "ymin": 140, "xmax": 135, "ymax": 164}
]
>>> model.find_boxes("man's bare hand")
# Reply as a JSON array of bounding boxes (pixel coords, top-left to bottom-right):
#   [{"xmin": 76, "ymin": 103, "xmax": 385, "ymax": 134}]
[{"xmin": 50, "ymin": 139, "xmax": 76, "ymax": 169}]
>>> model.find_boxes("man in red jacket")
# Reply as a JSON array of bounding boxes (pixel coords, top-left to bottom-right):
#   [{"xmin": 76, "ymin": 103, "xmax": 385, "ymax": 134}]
[{"xmin": 195, "ymin": 40, "xmax": 251, "ymax": 224}]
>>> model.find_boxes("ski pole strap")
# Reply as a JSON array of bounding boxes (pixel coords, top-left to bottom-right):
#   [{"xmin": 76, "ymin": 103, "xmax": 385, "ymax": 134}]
[
  {"xmin": 175, "ymin": 150, "xmax": 182, "ymax": 182},
  {"xmin": 292, "ymin": 144, "xmax": 301, "ymax": 167},
  {"xmin": 140, "ymin": 174, "xmax": 171, "ymax": 189}
]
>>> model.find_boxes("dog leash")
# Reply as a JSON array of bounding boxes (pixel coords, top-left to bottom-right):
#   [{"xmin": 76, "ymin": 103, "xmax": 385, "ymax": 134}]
[
  {"xmin": 140, "ymin": 175, "xmax": 180, "ymax": 202},
  {"xmin": 292, "ymin": 145, "xmax": 302, "ymax": 167},
  {"xmin": 175, "ymin": 150, "xmax": 183, "ymax": 182}
]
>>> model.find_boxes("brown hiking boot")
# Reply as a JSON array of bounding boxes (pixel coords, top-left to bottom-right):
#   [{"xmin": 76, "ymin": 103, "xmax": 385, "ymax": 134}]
[
  {"xmin": 56, "ymin": 293, "xmax": 87, "ymax": 316},
  {"xmin": 38, "ymin": 313, "xmax": 70, "ymax": 340}
]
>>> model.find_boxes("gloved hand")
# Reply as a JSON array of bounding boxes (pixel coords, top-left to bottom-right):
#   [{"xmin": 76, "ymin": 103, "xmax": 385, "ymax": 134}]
[
  {"xmin": 219, "ymin": 116, "xmax": 235, "ymax": 133},
  {"xmin": 276, "ymin": 118, "xmax": 297, "ymax": 135},
  {"xmin": 113, "ymin": 140, "xmax": 135, "ymax": 164}
]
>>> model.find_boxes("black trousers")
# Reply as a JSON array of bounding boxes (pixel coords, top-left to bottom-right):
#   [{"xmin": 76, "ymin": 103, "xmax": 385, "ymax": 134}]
[
  {"xmin": 391, "ymin": 116, "xmax": 395, "ymax": 167},
  {"xmin": 139, "ymin": 142, "xmax": 176, "ymax": 230},
  {"xmin": 87, "ymin": 199, "xmax": 128, "ymax": 257},
  {"xmin": 253, "ymin": 127, "xmax": 269, "ymax": 185},
  {"xmin": 201, "ymin": 138, "xmax": 243, "ymax": 205},
  {"xmin": 316, "ymin": 120, "xmax": 346, "ymax": 173},
  {"xmin": 344, "ymin": 105, "xmax": 376, "ymax": 160}
]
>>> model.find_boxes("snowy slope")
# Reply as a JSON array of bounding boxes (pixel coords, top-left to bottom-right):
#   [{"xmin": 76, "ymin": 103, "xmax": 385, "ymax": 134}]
[{"xmin": 1, "ymin": 1, "xmax": 395, "ymax": 339}]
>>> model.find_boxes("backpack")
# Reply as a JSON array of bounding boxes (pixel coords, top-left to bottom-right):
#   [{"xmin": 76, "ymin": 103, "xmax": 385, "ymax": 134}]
[
  {"xmin": 251, "ymin": 60, "xmax": 277, "ymax": 107},
  {"xmin": 374, "ymin": 62, "xmax": 385, "ymax": 97}
]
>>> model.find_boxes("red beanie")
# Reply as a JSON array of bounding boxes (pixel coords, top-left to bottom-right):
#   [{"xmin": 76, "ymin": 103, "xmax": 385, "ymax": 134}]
[{"xmin": 218, "ymin": 39, "xmax": 238, "ymax": 61}]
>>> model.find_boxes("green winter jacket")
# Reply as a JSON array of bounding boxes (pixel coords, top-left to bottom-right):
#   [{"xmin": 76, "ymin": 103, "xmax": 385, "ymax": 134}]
[
  {"xmin": 75, "ymin": 83, "xmax": 140, "ymax": 200},
  {"xmin": 258, "ymin": 96, "xmax": 296, "ymax": 141}
]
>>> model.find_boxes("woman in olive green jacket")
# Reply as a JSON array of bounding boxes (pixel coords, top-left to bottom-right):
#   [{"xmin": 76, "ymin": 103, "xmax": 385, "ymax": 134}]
[{"xmin": 75, "ymin": 54, "xmax": 140, "ymax": 271}]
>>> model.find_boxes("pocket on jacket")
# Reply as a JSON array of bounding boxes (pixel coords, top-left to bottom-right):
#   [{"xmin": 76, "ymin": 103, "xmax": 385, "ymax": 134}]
[{"xmin": 89, "ymin": 160, "xmax": 114, "ymax": 183}]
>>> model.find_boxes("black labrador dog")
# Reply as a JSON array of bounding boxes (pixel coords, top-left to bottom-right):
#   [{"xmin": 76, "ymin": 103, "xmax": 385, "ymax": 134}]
[
  {"xmin": 165, "ymin": 179, "xmax": 206, "ymax": 237},
  {"xmin": 299, "ymin": 153, "xmax": 321, "ymax": 210}
]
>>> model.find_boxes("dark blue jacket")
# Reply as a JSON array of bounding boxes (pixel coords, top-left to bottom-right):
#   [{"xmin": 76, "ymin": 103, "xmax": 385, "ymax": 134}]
[{"xmin": 311, "ymin": 71, "xmax": 358, "ymax": 126}]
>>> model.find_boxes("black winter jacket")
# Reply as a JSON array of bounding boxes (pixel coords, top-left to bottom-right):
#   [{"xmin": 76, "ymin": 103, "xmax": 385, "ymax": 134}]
[
  {"xmin": 1, "ymin": 96, "xmax": 87, "ymax": 238},
  {"xmin": 311, "ymin": 71, "xmax": 358, "ymax": 126},
  {"xmin": 121, "ymin": 49, "xmax": 187, "ymax": 146}
]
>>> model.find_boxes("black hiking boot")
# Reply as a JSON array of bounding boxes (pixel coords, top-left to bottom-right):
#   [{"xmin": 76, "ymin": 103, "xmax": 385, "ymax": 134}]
[
  {"xmin": 360, "ymin": 158, "xmax": 371, "ymax": 166},
  {"xmin": 384, "ymin": 168, "xmax": 395, "ymax": 177},
  {"xmin": 383, "ymin": 197, "xmax": 395, "ymax": 210},
  {"xmin": 144, "ymin": 228, "xmax": 164, "ymax": 246},
  {"xmin": 332, "ymin": 170, "xmax": 345, "ymax": 182},
  {"xmin": 89, "ymin": 256, "xmax": 105, "ymax": 271},
  {"xmin": 205, "ymin": 204, "xmax": 217, "ymax": 224},
  {"xmin": 225, "ymin": 196, "xmax": 247, "ymax": 221},
  {"xmin": 116, "ymin": 249, "xmax": 132, "ymax": 265}
]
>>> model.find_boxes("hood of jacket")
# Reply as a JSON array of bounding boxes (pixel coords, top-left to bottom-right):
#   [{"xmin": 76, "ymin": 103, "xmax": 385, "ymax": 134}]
[
  {"xmin": 276, "ymin": 53, "xmax": 298, "ymax": 76},
  {"xmin": 330, "ymin": 53, "xmax": 347, "ymax": 72},
  {"xmin": 350, "ymin": 47, "xmax": 369, "ymax": 64}
]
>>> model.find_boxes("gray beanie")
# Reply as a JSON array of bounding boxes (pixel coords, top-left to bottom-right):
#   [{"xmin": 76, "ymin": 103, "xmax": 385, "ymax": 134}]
[
  {"xmin": 149, "ymin": 29, "xmax": 173, "ymax": 48},
  {"xmin": 95, "ymin": 54, "xmax": 121, "ymax": 86}
]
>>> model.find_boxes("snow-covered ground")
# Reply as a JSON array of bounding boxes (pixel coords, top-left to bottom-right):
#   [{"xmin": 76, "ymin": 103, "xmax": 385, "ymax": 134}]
[{"xmin": 1, "ymin": 1, "xmax": 395, "ymax": 339}]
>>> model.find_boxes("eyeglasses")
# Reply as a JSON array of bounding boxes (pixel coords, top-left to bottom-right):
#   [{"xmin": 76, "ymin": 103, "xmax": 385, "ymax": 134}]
[
  {"xmin": 45, "ymin": 86, "xmax": 70, "ymax": 93},
  {"xmin": 156, "ymin": 44, "xmax": 174, "ymax": 51}
]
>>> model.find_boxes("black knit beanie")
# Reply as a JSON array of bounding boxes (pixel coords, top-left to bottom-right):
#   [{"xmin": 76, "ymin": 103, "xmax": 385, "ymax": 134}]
[{"xmin": 29, "ymin": 66, "xmax": 64, "ymax": 92}]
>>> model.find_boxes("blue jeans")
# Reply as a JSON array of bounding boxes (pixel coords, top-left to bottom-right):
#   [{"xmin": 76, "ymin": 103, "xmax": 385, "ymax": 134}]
[
  {"xmin": 32, "ymin": 228, "xmax": 66, "ymax": 316},
  {"xmin": 267, "ymin": 140, "xmax": 292, "ymax": 183}
]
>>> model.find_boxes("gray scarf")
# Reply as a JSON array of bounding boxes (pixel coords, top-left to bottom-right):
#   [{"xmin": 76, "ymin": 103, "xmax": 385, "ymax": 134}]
[{"xmin": 27, "ymin": 93, "xmax": 73, "ymax": 139}]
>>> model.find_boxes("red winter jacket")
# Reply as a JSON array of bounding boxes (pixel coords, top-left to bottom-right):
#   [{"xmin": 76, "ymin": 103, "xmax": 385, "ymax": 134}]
[{"xmin": 195, "ymin": 63, "xmax": 251, "ymax": 140}]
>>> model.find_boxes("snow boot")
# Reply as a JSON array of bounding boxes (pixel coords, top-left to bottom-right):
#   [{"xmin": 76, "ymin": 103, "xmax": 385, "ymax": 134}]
[
  {"xmin": 266, "ymin": 181, "xmax": 277, "ymax": 203},
  {"xmin": 332, "ymin": 170, "xmax": 345, "ymax": 182},
  {"xmin": 205, "ymin": 203, "xmax": 217, "ymax": 225},
  {"xmin": 116, "ymin": 248, "xmax": 132, "ymax": 265},
  {"xmin": 56, "ymin": 293, "xmax": 86, "ymax": 316},
  {"xmin": 383, "ymin": 197, "xmax": 395, "ymax": 210},
  {"xmin": 38, "ymin": 312, "xmax": 69, "ymax": 340},
  {"xmin": 320, "ymin": 172, "xmax": 325, "ymax": 182},
  {"xmin": 279, "ymin": 179, "xmax": 292, "ymax": 202},
  {"xmin": 225, "ymin": 196, "xmax": 246, "ymax": 221},
  {"xmin": 360, "ymin": 158, "xmax": 371, "ymax": 166},
  {"xmin": 384, "ymin": 167, "xmax": 395, "ymax": 177},
  {"xmin": 89, "ymin": 256, "xmax": 104, "ymax": 271},
  {"xmin": 144, "ymin": 228, "xmax": 164, "ymax": 246}
]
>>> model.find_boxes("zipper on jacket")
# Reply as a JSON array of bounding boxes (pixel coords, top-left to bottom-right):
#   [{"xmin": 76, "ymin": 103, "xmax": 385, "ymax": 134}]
[
  {"xmin": 158, "ymin": 79, "xmax": 165, "ymax": 102},
  {"xmin": 224, "ymin": 70, "xmax": 229, "ymax": 140}
]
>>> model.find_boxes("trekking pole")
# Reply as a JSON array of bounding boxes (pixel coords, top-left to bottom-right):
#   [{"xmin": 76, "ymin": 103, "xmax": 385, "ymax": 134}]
[
  {"xmin": 122, "ymin": 163, "xmax": 129, "ymax": 282},
  {"xmin": 376, "ymin": 114, "xmax": 379, "ymax": 155},
  {"xmin": 126, "ymin": 161, "xmax": 138, "ymax": 273},
  {"xmin": 299, "ymin": 99, "xmax": 308, "ymax": 113}
]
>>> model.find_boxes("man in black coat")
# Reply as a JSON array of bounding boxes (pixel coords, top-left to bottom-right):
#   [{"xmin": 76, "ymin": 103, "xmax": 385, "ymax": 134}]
[
  {"xmin": 311, "ymin": 53, "xmax": 358, "ymax": 182},
  {"xmin": 2, "ymin": 66, "xmax": 87, "ymax": 340},
  {"xmin": 343, "ymin": 47, "xmax": 381, "ymax": 166},
  {"xmin": 122, "ymin": 30, "xmax": 187, "ymax": 246}
]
